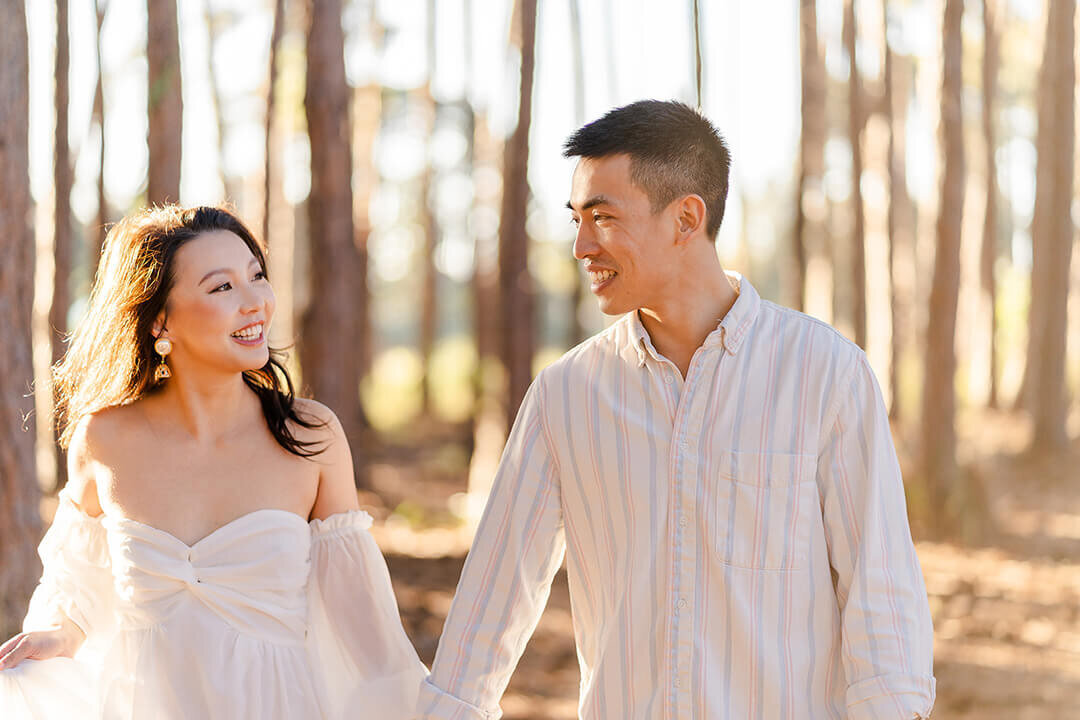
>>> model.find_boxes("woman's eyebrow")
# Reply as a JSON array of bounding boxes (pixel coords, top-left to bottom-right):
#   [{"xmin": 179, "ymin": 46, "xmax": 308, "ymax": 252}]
[{"xmin": 199, "ymin": 258, "xmax": 260, "ymax": 285}]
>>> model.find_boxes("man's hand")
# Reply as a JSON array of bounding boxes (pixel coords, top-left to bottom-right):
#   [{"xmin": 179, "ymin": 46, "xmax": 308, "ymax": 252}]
[{"xmin": 0, "ymin": 622, "xmax": 84, "ymax": 671}]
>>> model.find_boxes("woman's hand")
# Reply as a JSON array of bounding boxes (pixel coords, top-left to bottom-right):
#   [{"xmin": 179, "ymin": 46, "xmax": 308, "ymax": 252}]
[{"xmin": 0, "ymin": 621, "xmax": 84, "ymax": 671}]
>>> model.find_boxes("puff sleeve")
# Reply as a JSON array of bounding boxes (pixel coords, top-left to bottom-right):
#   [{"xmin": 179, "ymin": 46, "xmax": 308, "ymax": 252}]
[{"xmin": 305, "ymin": 510, "xmax": 426, "ymax": 720}]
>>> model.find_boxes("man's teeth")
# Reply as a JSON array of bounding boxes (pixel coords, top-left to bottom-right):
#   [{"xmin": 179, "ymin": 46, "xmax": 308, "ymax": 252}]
[
  {"xmin": 589, "ymin": 269, "xmax": 616, "ymax": 283},
  {"xmin": 231, "ymin": 324, "xmax": 263, "ymax": 340}
]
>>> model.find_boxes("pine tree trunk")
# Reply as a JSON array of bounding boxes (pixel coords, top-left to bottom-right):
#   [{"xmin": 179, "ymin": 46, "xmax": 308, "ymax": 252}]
[
  {"xmin": 0, "ymin": 0, "xmax": 42, "ymax": 638},
  {"xmin": 795, "ymin": 0, "xmax": 826, "ymax": 315},
  {"xmin": 981, "ymin": 0, "xmax": 1001, "ymax": 409},
  {"xmin": 1025, "ymin": 0, "xmax": 1075, "ymax": 450},
  {"xmin": 147, "ymin": 0, "xmax": 182, "ymax": 205},
  {"xmin": 202, "ymin": 1, "xmax": 231, "ymax": 202},
  {"xmin": 351, "ymin": 81, "xmax": 380, "ymax": 384},
  {"xmin": 567, "ymin": 0, "xmax": 586, "ymax": 346},
  {"xmin": 302, "ymin": 0, "xmax": 368, "ymax": 485},
  {"xmin": 91, "ymin": 0, "xmax": 107, "ymax": 277},
  {"xmin": 884, "ymin": 9, "xmax": 914, "ymax": 420},
  {"xmin": 51, "ymin": 0, "xmax": 73, "ymax": 490},
  {"xmin": 498, "ymin": 0, "xmax": 538, "ymax": 427},
  {"xmin": 844, "ymin": 0, "xmax": 867, "ymax": 348},
  {"xmin": 419, "ymin": 0, "xmax": 439, "ymax": 416},
  {"xmin": 262, "ymin": 0, "xmax": 285, "ymax": 249},
  {"xmin": 921, "ymin": 0, "xmax": 965, "ymax": 519}
]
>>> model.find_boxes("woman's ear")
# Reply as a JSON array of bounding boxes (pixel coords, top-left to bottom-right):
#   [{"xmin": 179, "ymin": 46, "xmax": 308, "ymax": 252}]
[
  {"xmin": 674, "ymin": 194, "xmax": 707, "ymax": 243},
  {"xmin": 152, "ymin": 311, "xmax": 168, "ymax": 338}
]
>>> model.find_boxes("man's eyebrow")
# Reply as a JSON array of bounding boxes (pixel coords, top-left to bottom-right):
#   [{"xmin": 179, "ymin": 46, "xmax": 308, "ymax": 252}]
[
  {"xmin": 199, "ymin": 258, "xmax": 260, "ymax": 285},
  {"xmin": 566, "ymin": 194, "xmax": 613, "ymax": 211}
]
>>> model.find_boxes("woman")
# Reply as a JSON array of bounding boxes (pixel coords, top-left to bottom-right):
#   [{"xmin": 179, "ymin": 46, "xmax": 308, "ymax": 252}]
[{"xmin": 0, "ymin": 205, "xmax": 425, "ymax": 719}]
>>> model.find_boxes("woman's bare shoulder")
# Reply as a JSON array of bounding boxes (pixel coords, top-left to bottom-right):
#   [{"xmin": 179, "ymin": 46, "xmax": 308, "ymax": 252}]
[
  {"xmin": 65, "ymin": 410, "xmax": 116, "ymax": 516},
  {"xmin": 288, "ymin": 397, "xmax": 341, "ymax": 443}
]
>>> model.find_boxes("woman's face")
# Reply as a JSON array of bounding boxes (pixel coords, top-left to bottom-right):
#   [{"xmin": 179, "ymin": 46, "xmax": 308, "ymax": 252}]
[{"xmin": 156, "ymin": 229, "xmax": 275, "ymax": 376}]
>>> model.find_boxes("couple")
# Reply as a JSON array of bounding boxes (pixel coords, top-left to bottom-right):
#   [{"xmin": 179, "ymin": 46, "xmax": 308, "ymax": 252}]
[{"xmin": 0, "ymin": 101, "xmax": 935, "ymax": 719}]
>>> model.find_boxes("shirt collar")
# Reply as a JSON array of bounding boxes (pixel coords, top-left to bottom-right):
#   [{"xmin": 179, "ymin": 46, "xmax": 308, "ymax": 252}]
[{"xmin": 626, "ymin": 271, "xmax": 760, "ymax": 366}]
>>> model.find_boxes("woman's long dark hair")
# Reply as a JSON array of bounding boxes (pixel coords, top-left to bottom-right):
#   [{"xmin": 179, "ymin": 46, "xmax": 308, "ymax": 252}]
[{"xmin": 54, "ymin": 204, "xmax": 325, "ymax": 457}]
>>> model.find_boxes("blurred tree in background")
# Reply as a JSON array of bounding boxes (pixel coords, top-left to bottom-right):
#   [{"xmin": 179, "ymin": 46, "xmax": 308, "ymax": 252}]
[{"xmin": 0, "ymin": 0, "xmax": 40, "ymax": 639}]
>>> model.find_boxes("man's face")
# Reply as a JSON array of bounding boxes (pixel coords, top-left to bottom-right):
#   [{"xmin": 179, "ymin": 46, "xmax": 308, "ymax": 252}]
[{"xmin": 568, "ymin": 154, "xmax": 676, "ymax": 316}]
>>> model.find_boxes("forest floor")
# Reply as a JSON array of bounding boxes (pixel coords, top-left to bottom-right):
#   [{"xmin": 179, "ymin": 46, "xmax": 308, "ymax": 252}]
[{"xmin": 369, "ymin": 409, "xmax": 1080, "ymax": 719}]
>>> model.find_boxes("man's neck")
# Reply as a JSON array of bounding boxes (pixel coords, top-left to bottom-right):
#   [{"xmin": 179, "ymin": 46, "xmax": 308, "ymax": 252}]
[{"xmin": 638, "ymin": 268, "xmax": 738, "ymax": 378}]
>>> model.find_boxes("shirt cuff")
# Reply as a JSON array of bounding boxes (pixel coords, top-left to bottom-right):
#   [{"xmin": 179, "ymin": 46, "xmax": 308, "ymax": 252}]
[
  {"xmin": 415, "ymin": 676, "xmax": 501, "ymax": 720},
  {"xmin": 845, "ymin": 673, "xmax": 936, "ymax": 719}
]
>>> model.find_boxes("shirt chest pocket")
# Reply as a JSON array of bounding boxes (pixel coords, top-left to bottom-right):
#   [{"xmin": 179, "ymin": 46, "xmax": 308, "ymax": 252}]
[{"xmin": 710, "ymin": 451, "xmax": 818, "ymax": 571}]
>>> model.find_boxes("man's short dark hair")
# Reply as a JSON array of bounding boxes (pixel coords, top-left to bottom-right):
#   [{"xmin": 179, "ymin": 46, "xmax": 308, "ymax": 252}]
[{"xmin": 562, "ymin": 100, "xmax": 731, "ymax": 239}]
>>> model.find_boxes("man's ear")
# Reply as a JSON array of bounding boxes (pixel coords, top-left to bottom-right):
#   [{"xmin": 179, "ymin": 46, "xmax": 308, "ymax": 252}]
[{"xmin": 674, "ymin": 194, "xmax": 707, "ymax": 243}]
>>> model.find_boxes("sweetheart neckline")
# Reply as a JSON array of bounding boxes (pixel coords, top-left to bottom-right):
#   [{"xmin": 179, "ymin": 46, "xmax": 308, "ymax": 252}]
[{"xmin": 108, "ymin": 508, "xmax": 309, "ymax": 549}]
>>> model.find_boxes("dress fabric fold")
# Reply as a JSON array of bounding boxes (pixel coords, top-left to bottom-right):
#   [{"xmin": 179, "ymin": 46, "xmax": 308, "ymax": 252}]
[{"xmin": 0, "ymin": 491, "xmax": 425, "ymax": 720}]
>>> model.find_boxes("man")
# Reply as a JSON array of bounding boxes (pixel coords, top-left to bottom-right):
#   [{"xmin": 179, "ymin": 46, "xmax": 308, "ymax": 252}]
[{"xmin": 417, "ymin": 100, "xmax": 935, "ymax": 719}]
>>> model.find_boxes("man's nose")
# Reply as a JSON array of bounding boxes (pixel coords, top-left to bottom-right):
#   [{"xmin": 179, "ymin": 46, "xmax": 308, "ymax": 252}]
[{"xmin": 573, "ymin": 224, "xmax": 597, "ymax": 260}]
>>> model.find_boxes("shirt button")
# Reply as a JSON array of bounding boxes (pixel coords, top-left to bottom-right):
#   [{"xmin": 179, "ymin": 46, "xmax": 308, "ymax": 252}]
[
  {"xmin": 674, "ymin": 679, "xmax": 682, "ymax": 688},
  {"xmin": 664, "ymin": 372, "xmax": 674, "ymax": 384},
  {"xmin": 678, "ymin": 598, "xmax": 688, "ymax": 609},
  {"xmin": 679, "ymin": 515, "xmax": 688, "ymax": 527}
]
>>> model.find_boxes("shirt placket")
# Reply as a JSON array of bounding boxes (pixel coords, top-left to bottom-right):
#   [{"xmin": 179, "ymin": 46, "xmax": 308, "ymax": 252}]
[{"xmin": 664, "ymin": 349, "xmax": 712, "ymax": 719}]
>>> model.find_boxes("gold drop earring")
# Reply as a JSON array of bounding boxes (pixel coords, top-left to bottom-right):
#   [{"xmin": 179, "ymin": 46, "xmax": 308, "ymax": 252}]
[{"xmin": 153, "ymin": 337, "xmax": 173, "ymax": 381}]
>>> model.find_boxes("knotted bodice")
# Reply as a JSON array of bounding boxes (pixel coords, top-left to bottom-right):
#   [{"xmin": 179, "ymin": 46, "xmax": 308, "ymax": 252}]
[{"xmin": 103, "ymin": 510, "xmax": 312, "ymax": 646}]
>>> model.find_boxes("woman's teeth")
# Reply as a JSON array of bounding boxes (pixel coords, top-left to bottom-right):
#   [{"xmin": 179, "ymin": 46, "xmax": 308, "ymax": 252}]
[
  {"xmin": 231, "ymin": 324, "xmax": 263, "ymax": 340},
  {"xmin": 589, "ymin": 269, "xmax": 616, "ymax": 283}
]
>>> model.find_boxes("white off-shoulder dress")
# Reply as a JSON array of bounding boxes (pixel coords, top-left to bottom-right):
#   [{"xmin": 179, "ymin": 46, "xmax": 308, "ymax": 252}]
[{"xmin": 0, "ymin": 490, "xmax": 426, "ymax": 719}]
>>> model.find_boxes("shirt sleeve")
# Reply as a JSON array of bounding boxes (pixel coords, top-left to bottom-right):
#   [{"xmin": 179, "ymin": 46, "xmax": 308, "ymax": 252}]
[
  {"xmin": 305, "ymin": 510, "xmax": 426, "ymax": 720},
  {"xmin": 23, "ymin": 490, "xmax": 113, "ymax": 642},
  {"xmin": 417, "ymin": 375, "xmax": 565, "ymax": 720},
  {"xmin": 816, "ymin": 354, "xmax": 936, "ymax": 720}
]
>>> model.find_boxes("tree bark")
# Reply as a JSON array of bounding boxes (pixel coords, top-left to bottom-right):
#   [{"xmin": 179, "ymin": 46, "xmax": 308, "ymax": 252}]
[
  {"xmin": 262, "ymin": 0, "xmax": 286, "ymax": 248},
  {"xmin": 844, "ymin": 0, "xmax": 866, "ymax": 348},
  {"xmin": 51, "ymin": 0, "xmax": 73, "ymax": 490},
  {"xmin": 498, "ymin": 0, "xmax": 538, "ymax": 427},
  {"xmin": 1024, "ymin": 0, "xmax": 1075, "ymax": 450},
  {"xmin": 884, "ymin": 8, "xmax": 914, "ymax": 420},
  {"xmin": 794, "ymin": 0, "xmax": 826, "ymax": 314},
  {"xmin": 419, "ymin": 0, "xmax": 439, "ymax": 416},
  {"xmin": 91, "ymin": 0, "xmax": 108, "ymax": 277},
  {"xmin": 981, "ymin": 0, "xmax": 1001, "ymax": 409},
  {"xmin": 302, "ymin": 0, "xmax": 368, "ymax": 485},
  {"xmin": 0, "ymin": 0, "xmax": 42, "ymax": 638},
  {"xmin": 567, "ymin": 0, "xmax": 586, "ymax": 347},
  {"xmin": 147, "ymin": 0, "xmax": 182, "ymax": 204},
  {"xmin": 921, "ymin": 0, "xmax": 965, "ymax": 518},
  {"xmin": 202, "ymin": 0, "xmax": 232, "ymax": 202}
]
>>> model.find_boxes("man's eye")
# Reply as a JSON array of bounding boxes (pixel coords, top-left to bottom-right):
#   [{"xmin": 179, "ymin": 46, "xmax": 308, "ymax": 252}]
[
  {"xmin": 570, "ymin": 216, "xmax": 580, "ymax": 227},
  {"xmin": 593, "ymin": 214, "xmax": 610, "ymax": 222}
]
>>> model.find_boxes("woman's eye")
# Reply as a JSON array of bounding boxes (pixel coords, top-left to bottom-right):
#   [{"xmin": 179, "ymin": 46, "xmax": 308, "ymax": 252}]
[
  {"xmin": 254, "ymin": 270, "xmax": 267, "ymax": 281},
  {"xmin": 211, "ymin": 282, "xmax": 232, "ymax": 293}
]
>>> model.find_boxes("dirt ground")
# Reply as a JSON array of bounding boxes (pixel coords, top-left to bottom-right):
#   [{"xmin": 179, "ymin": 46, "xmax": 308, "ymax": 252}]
[{"xmin": 370, "ymin": 411, "xmax": 1080, "ymax": 719}]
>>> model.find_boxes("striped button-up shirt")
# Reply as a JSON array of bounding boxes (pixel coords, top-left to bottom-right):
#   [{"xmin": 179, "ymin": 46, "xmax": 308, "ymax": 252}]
[{"xmin": 417, "ymin": 274, "xmax": 935, "ymax": 719}]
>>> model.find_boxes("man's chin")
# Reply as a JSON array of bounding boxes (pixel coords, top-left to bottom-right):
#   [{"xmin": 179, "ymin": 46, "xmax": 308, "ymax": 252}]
[{"xmin": 596, "ymin": 299, "xmax": 633, "ymax": 317}]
